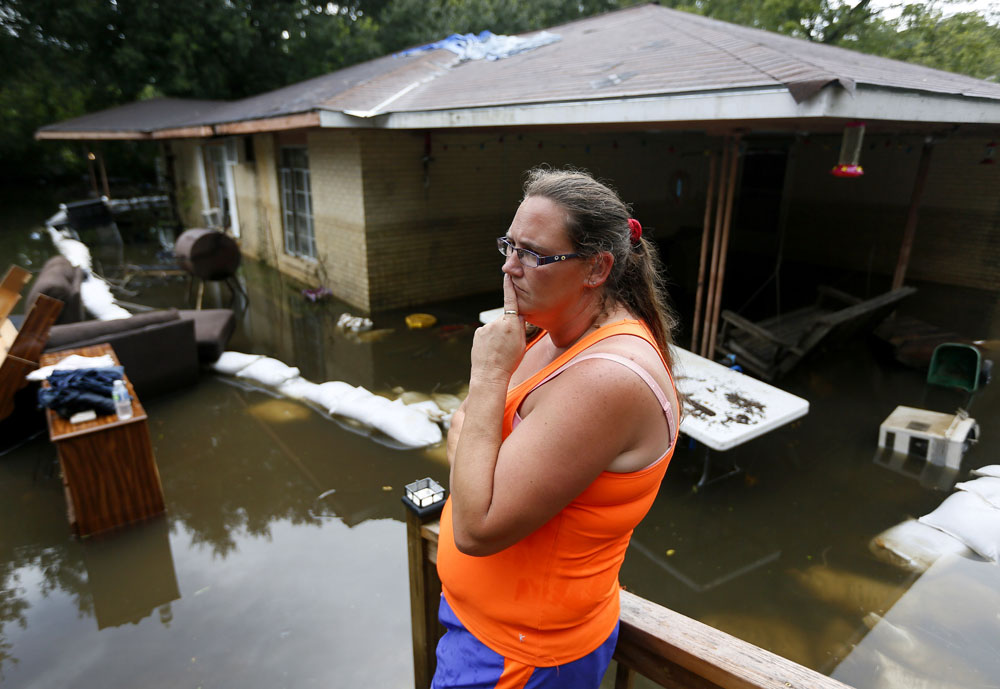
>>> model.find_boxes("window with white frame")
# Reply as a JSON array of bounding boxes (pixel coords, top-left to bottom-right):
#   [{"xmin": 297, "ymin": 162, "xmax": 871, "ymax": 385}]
[{"xmin": 278, "ymin": 147, "xmax": 316, "ymax": 259}]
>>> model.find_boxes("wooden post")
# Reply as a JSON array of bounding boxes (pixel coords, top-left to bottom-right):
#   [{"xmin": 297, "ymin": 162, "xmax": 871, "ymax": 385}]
[
  {"xmin": 690, "ymin": 151, "xmax": 718, "ymax": 354},
  {"xmin": 892, "ymin": 139, "xmax": 934, "ymax": 290},
  {"xmin": 83, "ymin": 145, "xmax": 100, "ymax": 197},
  {"xmin": 97, "ymin": 146, "xmax": 111, "ymax": 199},
  {"xmin": 700, "ymin": 137, "xmax": 731, "ymax": 357},
  {"xmin": 707, "ymin": 135, "xmax": 742, "ymax": 360},
  {"xmin": 404, "ymin": 495, "xmax": 446, "ymax": 689}
]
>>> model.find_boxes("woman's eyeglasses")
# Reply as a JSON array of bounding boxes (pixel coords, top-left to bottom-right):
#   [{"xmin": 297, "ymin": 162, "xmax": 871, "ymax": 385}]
[{"xmin": 497, "ymin": 237, "xmax": 580, "ymax": 268}]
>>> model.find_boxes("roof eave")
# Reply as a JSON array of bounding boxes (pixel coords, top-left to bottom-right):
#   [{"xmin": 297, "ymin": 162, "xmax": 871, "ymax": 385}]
[
  {"xmin": 34, "ymin": 129, "xmax": 152, "ymax": 141},
  {"xmin": 320, "ymin": 84, "xmax": 1000, "ymax": 131}
]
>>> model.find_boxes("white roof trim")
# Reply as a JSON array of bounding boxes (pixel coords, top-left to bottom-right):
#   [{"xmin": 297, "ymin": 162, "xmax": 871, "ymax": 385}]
[{"xmin": 319, "ymin": 85, "xmax": 1000, "ymax": 130}]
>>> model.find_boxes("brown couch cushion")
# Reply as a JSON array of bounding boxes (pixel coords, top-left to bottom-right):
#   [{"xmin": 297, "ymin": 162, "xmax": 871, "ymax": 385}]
[
  {"xmin": 46, "ymin": 309, "xmax": 180, "ymax": 349},
  {"xmin": 25, "ymin": 256, "xmax": 86, "ymax": 324}
]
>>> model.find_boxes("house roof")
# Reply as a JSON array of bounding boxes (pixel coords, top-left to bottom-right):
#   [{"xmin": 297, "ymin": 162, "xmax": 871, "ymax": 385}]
[
  {"xmin": 34, "ymin": 98, "xmax": 225, "ymax": 139},
  {"xmin": 36, "ymin": 3, "xmax": 1000, "ymax": 141}
]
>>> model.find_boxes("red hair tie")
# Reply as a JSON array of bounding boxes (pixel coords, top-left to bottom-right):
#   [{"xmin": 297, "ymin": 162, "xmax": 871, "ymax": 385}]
[{"xmin": 628, "ymin": 218, "xmax": 642, "ymax": 243}]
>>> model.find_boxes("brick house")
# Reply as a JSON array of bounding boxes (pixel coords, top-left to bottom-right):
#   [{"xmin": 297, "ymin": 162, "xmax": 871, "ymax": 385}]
[{"xmin": 37, "ymin": 4, "xmax": 1000, "ymax": 318}]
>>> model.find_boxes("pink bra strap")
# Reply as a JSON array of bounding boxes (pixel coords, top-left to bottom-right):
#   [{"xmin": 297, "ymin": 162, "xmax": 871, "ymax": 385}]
[{"xmin": 531, "ymin": 352, "xmax": 675, "ymax": 440}]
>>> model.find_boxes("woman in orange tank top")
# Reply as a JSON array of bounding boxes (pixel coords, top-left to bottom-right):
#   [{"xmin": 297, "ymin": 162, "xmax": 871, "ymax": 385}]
[{"xmin": 435, "ymin": 168, "xmax": 681, "ymax": 689}]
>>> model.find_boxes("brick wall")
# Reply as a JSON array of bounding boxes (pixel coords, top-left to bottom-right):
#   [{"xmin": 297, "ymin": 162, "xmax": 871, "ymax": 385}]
[
  {"xmin": 359, "ymin": 129, "xmax": 708, "ymax": 311},
  {"xmin": 307, "ymin": 129, "xmax": 368, "ymax": 310}
]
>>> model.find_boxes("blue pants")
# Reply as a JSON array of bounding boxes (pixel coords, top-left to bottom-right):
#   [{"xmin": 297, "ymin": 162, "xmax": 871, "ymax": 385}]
[{"xmin": 431, "ymin": 595, "xmax": 619, "ymax": 689}]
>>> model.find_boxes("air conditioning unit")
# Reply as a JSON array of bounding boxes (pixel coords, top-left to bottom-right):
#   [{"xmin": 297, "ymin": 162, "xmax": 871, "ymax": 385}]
[{"xmin": 878, "ymin": 406, "xmax": 978, "ymax": 469}]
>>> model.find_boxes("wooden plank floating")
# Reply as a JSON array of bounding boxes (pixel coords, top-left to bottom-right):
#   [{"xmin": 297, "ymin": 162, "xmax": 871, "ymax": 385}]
[{"xmin": 412, "ymin": 516, "xmax": 855, "ymax": 689}]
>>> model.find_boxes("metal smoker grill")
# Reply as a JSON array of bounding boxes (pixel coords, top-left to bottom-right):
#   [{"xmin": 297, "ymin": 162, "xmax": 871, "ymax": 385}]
[{"xmin": 173, "ymin": 228, "xmax": 245, "ymax": 308}]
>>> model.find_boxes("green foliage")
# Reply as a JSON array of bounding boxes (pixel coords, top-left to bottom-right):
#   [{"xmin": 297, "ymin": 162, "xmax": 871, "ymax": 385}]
[
  {"xmin": 1, "ymin": 0, "xmax": 998, "ymax": 184},
  {"xmin": 863, "ymin": 6, "xmax": 1000, "ymax": 81}
]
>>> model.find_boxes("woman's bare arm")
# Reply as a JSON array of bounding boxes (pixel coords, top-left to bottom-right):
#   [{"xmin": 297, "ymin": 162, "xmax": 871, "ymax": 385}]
[{"xmin": 449, "ymin": 277, "xmax": 657, "ymax": 556}]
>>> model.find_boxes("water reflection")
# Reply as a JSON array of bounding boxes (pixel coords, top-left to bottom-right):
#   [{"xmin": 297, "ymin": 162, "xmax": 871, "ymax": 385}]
[{"xmin": 82, "ymin": 517, "xmax": 179, "ymax": 630}]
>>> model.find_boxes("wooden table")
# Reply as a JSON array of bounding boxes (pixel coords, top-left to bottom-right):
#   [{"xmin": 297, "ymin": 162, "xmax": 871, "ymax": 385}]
[{"xmin": 41, "ymin": 343, "xmax": 165, "ymax": 537}]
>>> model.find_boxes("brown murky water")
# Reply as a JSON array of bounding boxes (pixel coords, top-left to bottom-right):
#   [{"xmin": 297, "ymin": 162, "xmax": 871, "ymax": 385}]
[{"xmin": 2, "ymin": 188, "xmax": 999, "ymax": 688}]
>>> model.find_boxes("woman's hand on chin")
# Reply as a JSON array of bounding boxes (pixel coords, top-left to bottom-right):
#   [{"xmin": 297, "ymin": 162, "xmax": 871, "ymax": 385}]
[{"xmin": 471, "ymin": 275, "xmax": 525, "ymax": 385}]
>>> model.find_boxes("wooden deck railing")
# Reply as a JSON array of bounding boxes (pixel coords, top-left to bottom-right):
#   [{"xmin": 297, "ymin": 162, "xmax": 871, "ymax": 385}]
[{"xmin": 405, "ymin": 506, "xmax": 855, "ymax": 689}]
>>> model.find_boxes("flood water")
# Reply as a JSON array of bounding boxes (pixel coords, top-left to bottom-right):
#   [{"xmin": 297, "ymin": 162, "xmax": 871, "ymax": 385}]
[{"xmin": 2, "ymin": 186, "xmax": 998, "ymax": 688}]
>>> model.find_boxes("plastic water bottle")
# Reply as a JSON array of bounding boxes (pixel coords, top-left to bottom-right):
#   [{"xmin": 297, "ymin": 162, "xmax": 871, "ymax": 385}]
[{"xmin": 112, "ymin": 379, "xmax": 133, "ymax": 420}]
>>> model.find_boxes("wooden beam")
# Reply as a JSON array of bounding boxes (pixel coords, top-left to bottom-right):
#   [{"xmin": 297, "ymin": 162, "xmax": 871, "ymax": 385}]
[
  {"xmin": 617, "ymin": 591, "xmax": 855, "ymax": 689},
  {"xmin": 700, "ymin": 136, "xmax": 731, "ymax": 357},
  {"xmin": 34, "ymin": 130, "xmax": 150, "ymax": 141},
  {"xmin": 152, "ymin": 126, "xmax": 214, "ymax": 139},
  {"xmin": 892, "ymin": 140, "xmax": 934, "ymax": 290},
  {"xmin": 214, "ymin": 112, "xmax": 321, "ymax": 135},
  {"xmin": 707, "ymin": 134, "xmax": 742, "ymax": 359},
  {"xmin": 690, "ymin": 150, "xmax": 718, "ymax": 354}
]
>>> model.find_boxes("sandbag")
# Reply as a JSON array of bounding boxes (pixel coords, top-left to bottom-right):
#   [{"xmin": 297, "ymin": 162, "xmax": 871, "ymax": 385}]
[
  {"xmin": 213, "ymin": 351, "xmax": 264, "ymax": 375},
  {"xmin": 371, "ymin": 399, "xmax": 443, "ymax": 448},
  {"xmin": 314, "ymin": 381, "xmax": 366, "ymax": 412},
  {"xmin": 956, "ymin": 476, "xmax": 1000, "ymax": 510},
  {"xmin": 972, "ymin": 465, "xmax": 1000, "ymax": 479},
  {"xmin": 236, "ymin": 357, "xmax": 301, "ymax": 387},
  {"xmin": 869, "ymin": 518, "xmax": 978, "ymax": 572},
  {"xmin": 919, "ymin": 490, "xmax": 1000, "ymax": 562},
  {"xmin": 277, "ymin": 377, "xmax": 321, "ymax": 402}
]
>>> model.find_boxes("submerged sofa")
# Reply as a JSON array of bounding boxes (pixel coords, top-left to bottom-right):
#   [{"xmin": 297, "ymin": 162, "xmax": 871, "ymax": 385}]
[{"xmin": 23, "ymin": 255, "xmax": 236, "ymax": 397}]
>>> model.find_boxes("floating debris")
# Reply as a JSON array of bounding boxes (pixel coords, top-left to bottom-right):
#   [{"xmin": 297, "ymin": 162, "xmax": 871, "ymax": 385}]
[
  {"xmin": 337, "ymin": 313, "xmax": 373, "ymax": 333},
  {"xmin": 302, "ymin": 286, "xmax": 332, "ymax": 302}
]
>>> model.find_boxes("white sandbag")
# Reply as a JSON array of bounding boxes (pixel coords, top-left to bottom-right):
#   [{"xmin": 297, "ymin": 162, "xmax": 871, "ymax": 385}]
[
  {"xmin": 320, "ymin": 383, "xmax": 371, "ymax": 414},
  {"xmin": 870, "ymin": 518, "xmax": 978, "ymax": 572},
  {"xmin": 956, "ymin": 476, "xmax": 1000, "ymax": 510},
  {"xmin": 972, "ymin": 465, "xmax": 1000, "ymax": 479},
  {"xmin": 80, "ymin": 276, "xmax": 131, "ymax": 320},
  {"xmin": 406, "ymin": 399, "xmax": 449, "ymax": 422},
  {"xmin": 213, "ymin": 351, "xmax": 264, "ymax": 375},
  {"xmin": 332, "ymin": 391, "xmax": 390, "ymax": 426},
  {"xmin": 47, "ymin": 228, "xmax": 93, "ymax": 271},
  {"xmin": 919, "ymin": 491, "xmax": 1000, "ymax": 563},
  {"xmin": 371, "ymin": 399, "xmax": 443, "ymax": 448},
  {"xmin": 277, "ymin": 377, "xmax": 321, "ymax": 402},
  {"xmin": 236, "ymin": 357, "xmax": 301, "ymax": 387}
]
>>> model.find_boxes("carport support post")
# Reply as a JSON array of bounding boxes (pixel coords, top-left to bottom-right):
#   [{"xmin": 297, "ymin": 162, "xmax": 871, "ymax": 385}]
[
  {"xmin": 691, "ymin": 150, "xmax": 718, "ymax": 355},
  {"xmin": 707, "ymin": 134, "xmax": 742, "ymax": 360},
  {"xmin": 700, "ymin": 136, "xmax": 732, "ymax": 357},
  {"xmin": 892, "ymin": 138, "xmax": 934, "ymax": 290}
]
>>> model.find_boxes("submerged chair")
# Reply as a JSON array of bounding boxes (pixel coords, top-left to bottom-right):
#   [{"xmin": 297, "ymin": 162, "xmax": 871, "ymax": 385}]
[{"xmin": 718, "ymin": 285, "xmax": 917, "ymax": 381}]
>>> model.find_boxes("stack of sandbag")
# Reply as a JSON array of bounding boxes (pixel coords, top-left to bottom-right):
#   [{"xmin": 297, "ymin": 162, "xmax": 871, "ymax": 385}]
[
  {"xmin": 46, "ymin": 226, "xmax": 131, "ymax": 320},
  {"xmin": 870, "ymin": 465, "xmax": 1000, "ymax": 572},
  {"xmin": 212, "ymin": 351, "xmax": 446, "ymax": 449}
]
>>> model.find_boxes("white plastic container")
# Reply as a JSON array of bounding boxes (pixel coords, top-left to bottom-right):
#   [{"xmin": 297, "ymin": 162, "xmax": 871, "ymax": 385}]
[{"xmin": 878, "ymin": 406, "xmax": 978, "ymax": 469}]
